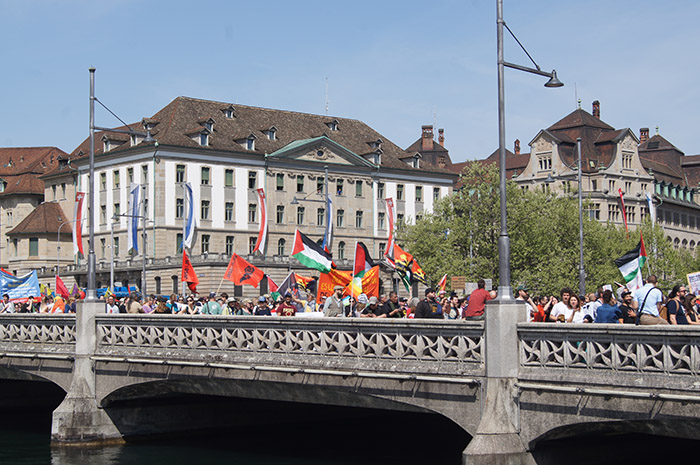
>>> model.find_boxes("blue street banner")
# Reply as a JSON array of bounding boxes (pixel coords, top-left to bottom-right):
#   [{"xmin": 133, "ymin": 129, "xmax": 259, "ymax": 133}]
[
  {"xmin": 0, "ymin": 270, "xmax": 41, "ymax": 299},
  {"xmin": 128, "ymin": 183, "xmax": 141, "ymax": 254}
]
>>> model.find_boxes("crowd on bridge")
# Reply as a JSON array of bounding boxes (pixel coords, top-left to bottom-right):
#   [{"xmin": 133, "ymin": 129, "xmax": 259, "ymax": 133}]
[{"xmin": 1, "ymin": 273, "xmax": 697, "ymax": 326}]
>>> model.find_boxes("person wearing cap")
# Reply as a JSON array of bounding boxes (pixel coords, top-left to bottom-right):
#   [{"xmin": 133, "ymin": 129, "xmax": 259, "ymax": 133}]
[
  {"xmin": 323, "ymin": 285, "xmax": 346, "ymax": 317},
  {"xmin": 302, "ymin": 293, "xmax": 318, "ymax": 313},
  {"xmin": 618, "ymin": 289, "xmax": 636, "ymax": 324},
  {"xmin": 200, "ymin": 292, "xmax": 223, "ymax": 315},
  {"xmin": 382, "ymin": 291, "xmax": 403, "ymax": 318},
  {"xmin": 414, "ymin": 288, "xmax": 442, "ymax": 319},
  {"xmin": 361, "ymin": 296, "xmax": 388, "ymax": 318},
  {"xmin": 254, "ymin": 296, "xmax": 272, "ymax": 316},
  {"xmin": 277, "ymin": 293, "xmax": 297, "ymax": 316},
  {"xmin": 463, "ymin": 279, "xmax": 492, "ymax": 321}
]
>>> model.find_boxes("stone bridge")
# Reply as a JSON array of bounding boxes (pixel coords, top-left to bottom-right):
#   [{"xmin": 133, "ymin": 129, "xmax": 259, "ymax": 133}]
[{"xmin": 1, "ymin": 301, "xmax": 700, "ymax": 464}]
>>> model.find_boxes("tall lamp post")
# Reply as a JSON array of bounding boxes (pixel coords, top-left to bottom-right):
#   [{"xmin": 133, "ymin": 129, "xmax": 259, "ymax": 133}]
[
  {"xmin": 87, "ymin": 68, "xmax": 155, "ymax": 301},
  {"xmin": 496, "ymin": 0, "xmax": 562, "ymax": 301}
]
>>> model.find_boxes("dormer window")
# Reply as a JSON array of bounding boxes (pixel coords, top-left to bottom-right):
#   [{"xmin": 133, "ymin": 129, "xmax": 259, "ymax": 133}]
[
  {"xmin": 326, "ymin": 119, "xmax": 339, "ymax": 131},
  {"xmin": 130, "ymin": 134, "xmax": 143, "ymax": 147},
  {"xmin": 201, "ymin": 118, "xmax": 215, "ymax": 132},
  {"xmin": 266, "ymin": 127, "xmax": 277, "ymax": 141},
  {"xmin": 0, "ymin": 179, "xmax": 5, "ymax": 193},
  {"xmin": 413, "ymin": 155, "xmax": 420, "ymax": 169},
  {"xmin": 222, "ymin": 105, "xmax": 235, "ymax": 119},
  {"xmin": 200, "ymin": 132, "xmax": 209, "ymax": 146},
  {"xmin": 369, "ymin": 139, "xmax": 383, "ymax": 150},
  {"xmin": 247, "ymin": 136, "xmax": 256, "ymax": 151}
]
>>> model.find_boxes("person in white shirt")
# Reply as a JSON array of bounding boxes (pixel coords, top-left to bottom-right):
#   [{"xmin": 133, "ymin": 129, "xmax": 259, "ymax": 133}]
[
  {"xmin": 105, "ymin": 294, "xmax": 120, "ymax": 314},
  {"xmin": 549, "ymin": 287, "xmax": 573, "ymax": 322},
  {"xmin": 0, "ymin": 294, "xmax": 15, "ymax": 313}
]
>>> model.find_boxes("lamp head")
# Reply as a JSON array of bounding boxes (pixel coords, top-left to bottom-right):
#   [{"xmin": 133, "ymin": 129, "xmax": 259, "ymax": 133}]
[{"xmin": 544, "ymin": 70, "xmax": 564, "ymax": 88}]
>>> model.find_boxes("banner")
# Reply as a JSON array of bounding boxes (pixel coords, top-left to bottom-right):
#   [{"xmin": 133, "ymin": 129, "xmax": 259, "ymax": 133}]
[
  {"xmin": 384, "ymin": 198, "xmax": 395, "ymax": 257},
  {"xmin": 72, "ymin": 192, "xmax": 85, "ymax": 256},
  {"xmin": 253, "ymin": 188, "xmax": 267, "ymax": 255},
  {"xmin": 183, "ymin": 182, "xmax": 195, "ymax": 249},
  {"xmin": 316, "ymin": 266, "xmax": 379, "ymax": 304},
  {"xmin": 128, "ymin": 184, "xmax": 141, "ymax": 254},
  {"xmin": 322, "ymin": 196, "xmax": 333, "ymax": 252},
  {"xmin": 618, "ymin": 188, "xmax": 628, "ymax": 233},
  {"xmin": 0, "ymin": 270, "xmax": 40, "ymax": 300}
]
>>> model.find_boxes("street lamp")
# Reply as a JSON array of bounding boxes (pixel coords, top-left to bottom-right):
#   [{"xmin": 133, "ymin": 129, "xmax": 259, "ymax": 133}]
[
  {"xmin": 496, "ymin": 0, "xmax": 563, "ymax": 301},
  {"xmin": 87, "ymin": 68, "xmax": 156, "ymax": 301}
]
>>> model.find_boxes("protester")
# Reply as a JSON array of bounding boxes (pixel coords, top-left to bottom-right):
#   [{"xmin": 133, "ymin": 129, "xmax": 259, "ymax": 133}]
[
  {"xmin": 126, "ymin": 291, "xmax": 144, "ymax": 314},
  {"xmin": 154, "ymin": 296, "xmax": 171, "ymax": 314},
  {"xmin": 549, "ymin": 288, "xmax": 572, "ymax": 322},
  {"xmin": 444, "ymin": 292, "xmax": 461, "ymax": 320},
  {"xmin": 667, "ymin": 284, "xmax": 688, "ymax": 325},
  {"xmin": 383, "ymin": 291, "xmax": 403, "ymax": 318},
  {"xmin": 302, "ymin": 294, "xmax": 318, "ymax": 313},
  {"xmin": 277, "ymin": 293, "xmax": 297, "ymax": 316},
  {"xmin": 594, "ymin": 290, "xmax": 623, "ymax": 323},
  {"xmin": 683, "ymin": 294, "xmax": 700, "ymax": 325},
  {"xmin": 633, "ymin": 275, "xmax": 667, "ymax": 325},
  {"xmin": 567, "ymin": 294, "xmax": 585, "ymax": 323},
  {"xmin": 323, "ymin": 285, "xmax": 346, "ymax": 317},
  {"xmin": 515, "ymin": 286, "xmax": 537, "ymax": 321},
  {"xmin": 0, "ymin": 294, "xmax": 15, "ymax": 313},
  {"xmin": 201, "ymin": 292, "xmax": 223, "ymax": 315},
  {"xmin": 254, "ymin": 296, "xmax": 272, "ymax": 316},
  {"xmin": 463, "ymin": 279, "xmax": 492, "ymax": 320},
  {"xmin": 618, "ymin": 290, "xmax": 637, "ymax": 324},
  {"xmin": 361, "ymin": 296, "xmax": 387, "ymax": 318},
  {"xmin": 414, "ymin": 288, "xmax": 443, "ymax": 319},
  {"xmin": 53, "ymin": 295, "xmax": 66, "ymax": 313},
  {"xmin": 142, "ymin": 295, "xmax": 155, "ymax": 314}
]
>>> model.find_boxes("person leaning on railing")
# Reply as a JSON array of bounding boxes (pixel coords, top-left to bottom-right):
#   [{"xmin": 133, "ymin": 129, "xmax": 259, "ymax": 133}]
[{"xmin": 633, "ymin": 275, "xmax": 667, "ymax": 325}]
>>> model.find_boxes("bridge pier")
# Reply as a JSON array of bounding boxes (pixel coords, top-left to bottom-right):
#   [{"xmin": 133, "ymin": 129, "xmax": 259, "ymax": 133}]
[
  {"xmin": 51, "ymin": 300, "xmax": 123, "ymax": 445},
  {"xmin": 463, "ymin": 300, "xmax": 533, "ymax": 465}
]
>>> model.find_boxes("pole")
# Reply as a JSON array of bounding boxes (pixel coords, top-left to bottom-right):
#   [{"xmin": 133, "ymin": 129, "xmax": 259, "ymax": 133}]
[
  {"xmin": 496, "ymin": 0, "xmax": 513, "ymax": 301},
  {"xmin": 87, "ymin": 68, "xmax": 97, "ymax": 301},
  {"xmin": 110, "ymin": 219, "xmax": 114, "ymax": 292},
  {"xmin": 181, "ymin": 183, "xmax": 187, "ymax": 297},
  {"xmin": 324, "ymin": 165, "xmax": 329, "ymax": 249},
  {"xmin": 577, "ymin": 138, "xmax": 585, "ymax": 296}
]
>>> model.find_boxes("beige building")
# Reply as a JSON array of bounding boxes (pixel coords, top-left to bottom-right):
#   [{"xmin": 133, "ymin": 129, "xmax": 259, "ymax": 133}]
[{"xmin": 23, "ymin": 97, "xmax": 455, "ymax": 296}]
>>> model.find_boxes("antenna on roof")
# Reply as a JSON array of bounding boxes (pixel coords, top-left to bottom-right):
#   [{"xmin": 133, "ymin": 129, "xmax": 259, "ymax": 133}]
[
  {"xmin": 656, "ymin": 125, "xmax": 659, "ymax": 135},
  {"xmin": 433, "ymin": 106, "xmax": 437, "ymax": 130},
  {"xmin": 575, "ymin": 82, "xmax": 579, "ymax": 108},
  {"xmin": 325, "ymin": 77, "xmax": 329, "ymax": 116}
]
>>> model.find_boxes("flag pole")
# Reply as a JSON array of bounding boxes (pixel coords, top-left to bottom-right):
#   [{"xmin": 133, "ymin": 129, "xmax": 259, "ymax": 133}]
[{"xmin": 181, "ymin": 183, "xmax": 187, "ymax": 297}]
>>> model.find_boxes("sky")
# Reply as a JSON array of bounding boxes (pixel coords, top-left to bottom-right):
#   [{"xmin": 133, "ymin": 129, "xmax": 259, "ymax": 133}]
[{"xmin": 1, "ymin": 0, "xmax": 699, "ymax": 162}]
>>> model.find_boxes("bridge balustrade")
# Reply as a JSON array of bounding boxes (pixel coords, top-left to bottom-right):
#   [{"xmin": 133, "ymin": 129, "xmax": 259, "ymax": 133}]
[{"xmin": 0, "ymin": 315, "xmax": 76, "ymax": 358}]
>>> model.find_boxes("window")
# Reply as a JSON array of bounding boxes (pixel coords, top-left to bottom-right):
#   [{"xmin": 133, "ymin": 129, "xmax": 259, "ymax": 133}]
[
  {"xmin": 176, "ymin": 164, "xmax": 186, "ymax": 183},
  {"xmin": 100, "ymin": 173, "xmax": 107, "ymax": 190},
  {"xmin": 297, "ymin": 175, "xmax": 304, "ymax": 193},
  {"xmin": 225, "ymin": 169, "xmax": 234, "ymax": 187},
  {"xmin": 201, "ymin": 167, "xmax": 210, "ymax": 185},
  {"xmin": 29, "ymin": 238, "xmax": 38, "ymax": 257},
  {"xmin": 378, "ymin": 182, "xmax": 385, "ymax": 199},
  {"xmin": 113, "ymin": 170, "xmax": 120, "ymax": 188},
  {"xmin": 608, "ymin": 204, "xmax": 619, "ymax": 222},
  {"xmin": 591, "ymin": 180, "xmax": 598, "ymax": 191},
  {"xmin": 433, "ymin": 187, "xmax": 440, "ymax": 202},
  {"xmin": 201, "ymin": 235, "xmax": 210, "ymax": 254},
  {"xmin": 176, "ymin": 198, "xmax": 184, "ymax": 219},
  {"xmin": 624, "ymin": 181, "xmax": 632, "ymax": 194},
  {"xmin": 355, "ymin": 210, "xmax": 363, "ymax": 228},
  {"xmin": 276, "ymin": 205, "xmax": 285, "ymax": 224},
  {"xmin": 114, "ymin": 203, "xmax": 120, "ymax": 218},
  {"xmin": 297, "ymin": 206, "xmax": 305, "ymax": 225},
  {"xmin": 626, "ymin": 206, "xmax": 636, "ymax": 223},
  {"xmin": 276, "ymin": 173, "xmax": 284, "ymax": 191},
  {"xmin": 336, "ymin": 179, "xmax": 343, "ymax": 195},
  {"xmin": 338, "ymin": 241, "xmax": 345, "ymax": 260},
  {"xmin": 226, "ymin": 236, "xmax": 234, "ymax": 256},
  {"xmin": 12, "ymin": 239, "xmax": 17, "ymax": 257},
  {"xmin": 415, "ymin": 186, "xmax": 423, "ymax": 202},
  {"xmin": 622, "ymin": 151, "xmax": 633, "ymax": 169},
  {"xmin": 100, "ymin": 206, "xmax": 106, "ymax": 224},
  {"xmin": 397, "ymin": 213, "xmax": 404, "ymax": 230},
  {"xmin": 267, "ymin": 128, "xmax": 276, "ymax": 141},
  {"xmin": 100, "ymin": 238, "xmax": 106, "ymax": 259},
  {"xmin": 356, "ymin": 180, "xmax": 363, "ymax": 197},
  {"xmin": 277, "ymin": 238, "xmax": 286, "ymax": 256},
  {"xmin": 316, "ymin": 178, "xmax": 324, "ymax": 193},
  {"xmin": 378, "ymin": 212, "xmax": 385, "ymax": 229},
  {"xmin": 317, "ymin": 208, "xmax": 325, "ymax": 226},
  {"xmin": 127, "ymin": 168, "xmax": 134, "ymax": 184},
  {"xmin": 201, "ymin": 200, "xmax": 210, "ymax": 220},
  {"xmin": 248, "ymin": 171, "xmax": 257, "ymax": 189},
  {"xmin": 141, "ymin": 165, "xmax": 148, "ymax": 184},
  {"xmin": 337, "ymin": 209, "xmax": 344, "ymax": 227},
  {"xmin": 52, "ymin": 184, "xmax": 57, "ymax": 200},
  {"xmin": 246, "ymin": 136, "xmax": 255, "ymax": 151},
  {"xmin": 379, "ymin": 243, "xmax": 386, "ymax": 255},
  {"xmin": 608, "ymin": 180, "xmax": 615, "ymax": 192},
  {"xmin": 537, "ymin": 153, "xmax": 552, "ymax": 171},
  {"xmin": 61, "ymin": 183, "xmax": 66, "ymax": 198},
  {"xmin": 586, "ymin": 203, "xmax": 600, "ymax": 220},
  {"xmin": 397, "ymin": 184, "xmax": 404, "ymax": 200},
  {"xmin": 225, "ymin": 202, "xmax": 234, "ymax": 221},
  {"xmin": 248, "ymin": 204, "xmax": 257, "ymax": 223},
  {"xmin": 176, "ymin": 234, "xmax": 183, "ymax": 253},
  {"xmin": 144, "ymin": 199, "xmax": 149, "ymax": 217},
  {"xmin": 249, "ymin": 237, "xmax": 257, "ymax": 254},
  {"xmin": 114, "ymin": 237, "xmax": 120, "ymax": 257},
  {"xmin": 200, "ymin": 133, "xmax": 209, "ymax": 146}
]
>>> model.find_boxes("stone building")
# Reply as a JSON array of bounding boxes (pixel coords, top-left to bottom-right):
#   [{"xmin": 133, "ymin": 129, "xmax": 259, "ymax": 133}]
[
  {"xmin": 33, "ymin": 97, "xmax": 456, "ymax": 296},
  {"xmin": 472, "ymin": 101, "xmax": 700, "ymax": 250}
]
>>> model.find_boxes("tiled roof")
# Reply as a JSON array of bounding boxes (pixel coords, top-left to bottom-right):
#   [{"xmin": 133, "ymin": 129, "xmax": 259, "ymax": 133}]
[
  {"xmin": 0, "ymin": 174, "xmax": 46, "ymax": 196},
  {"xmin": 639, "ymin": 134, "xmax": 687, "ymax": 186},
  {"xmin": 7, "ymin": 202, "xmax": 71, "ymax": 236},
  {"xmin": 0, "ymin": 147, "xmax": 63, "ymax": 177},
  {"xmin": 70, "ymin": 97, "xmax": 453, "ymax": 175}
]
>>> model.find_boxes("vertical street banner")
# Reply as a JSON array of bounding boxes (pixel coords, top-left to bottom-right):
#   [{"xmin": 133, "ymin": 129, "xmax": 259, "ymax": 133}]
[
  {"xmin": 618, "ymin": 188, "xmax": 628, "ymax": 233},
  {"xmin": 646, "ymin": 192, "xmax": 656, "ymax": 226},
  {"xmin": 253, "ymin": 188, "xmax": 267, "ymax": 255},
  {"xmin": 128, "ymin": 184, "xmax": 140, "ymax": 254},
  {"xmin": 384, "ymin": 198, "xmax": 395, "ymax": 257},
  {"xmin": 322, "ymin": 196, "xmax": 333, "ymax": 252},
  {"xmin": 72, "ymin": 191, "xmax": 85, "ymax": 257},
  {"xmin": 183, "ymin": 182, "xmax": 195, "ymax": 249}
]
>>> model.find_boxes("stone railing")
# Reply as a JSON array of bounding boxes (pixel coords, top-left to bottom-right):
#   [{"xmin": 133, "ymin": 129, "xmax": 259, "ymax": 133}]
[
  {"xmin": 518, "ymin": 323, "xmax": 700, "ymax": 388},
  {"xmin": 0, "ymin": 314, "xmax": 76, "ymax": 355},
  {"xmin": 95, "ymin": 315, "xmax": 484, "ymax": 377}
]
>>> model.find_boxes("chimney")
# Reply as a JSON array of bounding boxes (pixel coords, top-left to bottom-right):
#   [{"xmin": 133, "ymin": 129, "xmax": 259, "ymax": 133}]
[
  {"xmin": 514, "ymin": 139, "xmax": 521, "ymax": 155},
  {"xmin": 592, "ymin": 100, "xmax": 600, "ymax": 119},
  {"xmin": 438, "ymin": 128, "xmax": 445, "ymax": 147},
  {"xmin": 640, "ymin": 127, "xmax": 649, "ymax": 144},
  {"xmin": 421, "ymin": 125, "xmax": 434, "ymax": 151}
]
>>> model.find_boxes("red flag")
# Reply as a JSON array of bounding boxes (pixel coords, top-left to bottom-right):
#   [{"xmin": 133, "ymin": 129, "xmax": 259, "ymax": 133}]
[
  {"xmin": 73, "ymin": 192, "xmax": 85, "ymax": 256},
  {"xmin": 267, "ymin": 275, "xmax": 278, "ymax": 293},
  {"xmin": 384, "ymin": 198, "xmax": 395, "ymax": 257},
  {"xmin": 224, "ymin": 254, "xmax": 264, "ymax": 288},
  {"xmin": 437, "ymin": 274, "xmax": 448, "ymax": 292},
  {"xmin": 253, "ymin": 188, "xmax": 267, "ymax": 254},
  {"xmin": 56, "ymin": 275, "xmax": 71, "ymax": 299},
  {"xmin": 181, "ymin": 250, "xmax": 199, "ymax": 294}
]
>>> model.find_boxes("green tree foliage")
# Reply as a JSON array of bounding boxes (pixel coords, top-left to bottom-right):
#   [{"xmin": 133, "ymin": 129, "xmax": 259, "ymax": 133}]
[{"xmin": 397, "ymin": 162, "xmax": 699, "ymax": 296}]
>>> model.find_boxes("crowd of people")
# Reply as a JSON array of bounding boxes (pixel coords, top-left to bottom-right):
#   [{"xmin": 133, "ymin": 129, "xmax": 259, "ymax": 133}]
[{"xmin": 1, "ymin": 274, "xmax": 699, "ymax": 326}]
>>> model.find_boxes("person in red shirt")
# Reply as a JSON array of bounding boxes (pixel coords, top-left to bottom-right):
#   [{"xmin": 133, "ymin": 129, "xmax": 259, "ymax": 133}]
[
  {"xmin": 276, "ymin": 293, "xmax": 297, "ymax": 317},
  {"xmin": 463, "ymin": 279, "xmax": 493, "ymax": 320}
]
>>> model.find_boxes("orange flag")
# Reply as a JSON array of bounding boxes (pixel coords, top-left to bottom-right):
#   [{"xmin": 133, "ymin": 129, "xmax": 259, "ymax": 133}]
[
  {"xmin": 224, "ymin": 254, "xmax": 264, "ymax": 288},
  {"xmin": 182, "ymin": 250, "xmax": 199, "ymax": 293}
]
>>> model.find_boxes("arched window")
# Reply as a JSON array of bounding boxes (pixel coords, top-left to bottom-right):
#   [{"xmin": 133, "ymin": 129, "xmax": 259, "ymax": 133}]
[
  {"xmin": 338, "ymin": 241, "xmax": 345, "ymax": 260},
  {"xmin": 277, "ymin": 238, "xmax": 286, "ymax": 256}
]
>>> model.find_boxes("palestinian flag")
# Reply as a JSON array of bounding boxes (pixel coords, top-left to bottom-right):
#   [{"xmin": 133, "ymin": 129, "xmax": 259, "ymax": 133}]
[
  {"xmin": 353, "ymin": 242, "xmax": 375, "ymax": 278},
  {"xmin": 614, "ymin": 235, "xmax": 647, "ymax": 292},
  {"xmin": 291, "ymin": 229, "xmax": 333, "ymax": 273}
]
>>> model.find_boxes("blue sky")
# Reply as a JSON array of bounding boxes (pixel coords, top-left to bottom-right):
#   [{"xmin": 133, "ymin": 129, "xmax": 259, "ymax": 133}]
[{"xmin": 1, "ymin": 0, "xmax": 698, "ymax": 162}]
